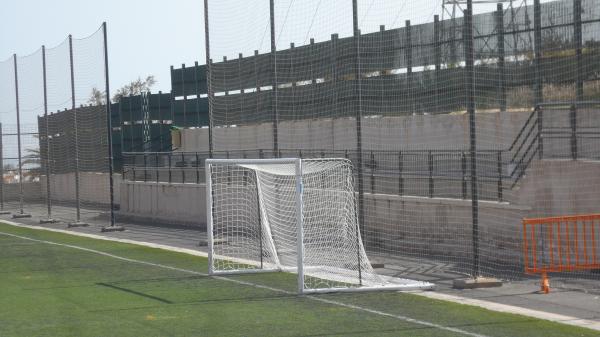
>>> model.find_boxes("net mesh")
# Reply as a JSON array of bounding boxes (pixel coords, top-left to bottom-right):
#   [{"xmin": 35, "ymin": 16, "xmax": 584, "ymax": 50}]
[
  {"xmin": 196, "ymin": 0, "xmax": 600, "ymax": 289},
  {"xmin": 209, "ymin": 158, "xmax": 431, "ymax": 291},
  {"xmin": 1, "ymin": 25, "xmax": 112, "ymax": 226}
]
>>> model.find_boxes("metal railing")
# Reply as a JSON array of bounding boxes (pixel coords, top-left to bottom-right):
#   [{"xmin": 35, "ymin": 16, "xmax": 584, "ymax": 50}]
[{"xmin": 121, "ymin": 101, "xmax": 600, "ymax": 203}]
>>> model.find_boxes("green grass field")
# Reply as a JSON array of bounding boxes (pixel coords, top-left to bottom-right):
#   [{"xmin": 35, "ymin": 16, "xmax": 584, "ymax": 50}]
[{"xmin": 0, "ymin": 222, "xmax": 597, "ymax": 337}]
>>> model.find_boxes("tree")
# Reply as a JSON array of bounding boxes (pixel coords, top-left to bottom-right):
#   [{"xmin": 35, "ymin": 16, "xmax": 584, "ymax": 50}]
[
  {"xmin": 88, "ymin": 87, "xmax": 106, "ymax": 106},
  {"xmin": 112, "ymin": 75, "xmax": 156, "ymax": 103}
]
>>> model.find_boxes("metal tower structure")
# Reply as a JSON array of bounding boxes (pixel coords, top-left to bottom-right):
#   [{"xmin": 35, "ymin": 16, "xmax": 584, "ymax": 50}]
[{"xmin": 441, "ymin": 0, "xmax": 533, "ymax": 59}]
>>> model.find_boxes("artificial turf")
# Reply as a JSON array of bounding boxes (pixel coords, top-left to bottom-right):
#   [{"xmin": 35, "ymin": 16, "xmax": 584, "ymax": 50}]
[{"xmin": 0, "ymin": 223, "xmax": 597, "ymax": 337}]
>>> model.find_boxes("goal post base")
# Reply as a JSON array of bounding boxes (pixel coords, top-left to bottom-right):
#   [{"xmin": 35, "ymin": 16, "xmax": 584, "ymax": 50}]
[
  {"xmin": 101, "ymin": 225, "xmax": 126, "ymax": 233},
  {"xmin": 68, "ymin": 222, "xmax": 89, "ymax": 228},
  {"xmin": 301, "ymin": 283, "xmax": 435, "ymax": 295},
  {"xmin": 210, "ymin": 268, "xmax": 281, "ymax": 276},
  {"xmin": 12, "ymin": 213, "xmax": 32, "ymax": 219},
  {"xmin": 453, "ymin": 277, "xmax": 502, "ymax": 289}
]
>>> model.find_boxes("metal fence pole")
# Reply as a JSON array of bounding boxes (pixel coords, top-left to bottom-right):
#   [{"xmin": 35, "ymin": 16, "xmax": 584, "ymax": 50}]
[
  {"xmin": 534, "ymin": 0, "xmax": 543, "ymax": 105},
  {"xmin": 496, "ymin": 4, "xmax": 506, "ymax": 113},
  {"xmin": 41, "ymin": 45, "xmax": 55, "ymax": 223},
  {"xmin": 12, "ymin": 54, "xmax": 30, "ymax": 218},
  {"xmin": 465, "ymin": 5, "xmax": 480, "ymax": 278},
  {"xmin": 269, "ymin": 0, "xmax": 279, "ymax": 157},
  {"xmin": 352, "ymin": 0, "xmax": 365, "ymax": 238},
  {"xmin": 181, "ymin": 63, "xmax": 188, "ymax": 126},
  {"xmin": 574, "ymin": 0, "xmax": 583, "ymax": 101},
  {"xmin": 0, "ymin": 123, "xmax": 8, "ymax": 215},
  {"xmin": 398, "ymin": 151, "xmax": 404, "ymax": 196},
  {"xmin": 570, "ymin": 104, "xmax": 578, "ymax": 160},
  {"xmin": 497, "ymin": 150, "xmax": 503, "ymax": 202},
  {"xmin": 101, "ymin": 22, "xmax": 120, "ymax": 231},
  {"xmin": 203, "ymin": 0, "xmax": 214, "ymax": 158},
  {"xmin": 406, "ymin": 20, "xmax": 413, "ymax": 113},
  {"xmin": 428, "ymin": 151, "xmax": 434, "ymax": 198},
  {"xmin": 67, "ymin": 35, "xmax": 85, "ymax": 226},
  {"xmin": 434, "ymin": 15, "xmax": 441, "ymax": 114}
]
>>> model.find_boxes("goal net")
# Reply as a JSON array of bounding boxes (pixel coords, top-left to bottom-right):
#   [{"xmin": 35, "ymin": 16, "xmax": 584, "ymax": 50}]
[{"xmin": 206, "ymin": 158, "xmax": 433, "ymax": 294}]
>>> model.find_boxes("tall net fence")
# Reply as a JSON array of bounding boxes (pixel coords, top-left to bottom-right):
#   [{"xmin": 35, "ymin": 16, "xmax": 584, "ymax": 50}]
[
  {"xmin": 0, "ymin": 25, "xmax": 114, "ymax": 227},
  {"xmin": 199, "ymin": 0, "xmax": 600, "ymax": 285},
  {"xmin": 2, "ymin": 0, "xmax": 599, "ymax": 291}
]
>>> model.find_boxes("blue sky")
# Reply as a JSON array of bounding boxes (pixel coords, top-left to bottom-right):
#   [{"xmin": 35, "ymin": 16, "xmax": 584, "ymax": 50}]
[{"xmin": 1, "ymin": 0, "xmax": 205, "ymax": 94}]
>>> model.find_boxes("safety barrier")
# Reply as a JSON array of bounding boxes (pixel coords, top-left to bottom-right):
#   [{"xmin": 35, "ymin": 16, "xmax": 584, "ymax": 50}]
[{"xmin": 523, "ymin": 214, "xmax": 600, "ymax": 293}]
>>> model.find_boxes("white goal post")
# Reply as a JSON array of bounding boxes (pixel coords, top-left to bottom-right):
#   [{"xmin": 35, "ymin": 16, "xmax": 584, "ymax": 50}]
[{"xmin": 205, "ymin": 158, "xmax": 433, "ymax": 294}]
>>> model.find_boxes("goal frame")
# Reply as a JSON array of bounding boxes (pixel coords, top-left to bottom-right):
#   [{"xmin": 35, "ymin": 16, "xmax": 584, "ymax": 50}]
[
  {"xmin": 205, "ymin": 158, "xmax": 433, "ymax": 294},
  {"xmin": 206, "ymin": 158, "xmax": 305, "ymax": 290}
]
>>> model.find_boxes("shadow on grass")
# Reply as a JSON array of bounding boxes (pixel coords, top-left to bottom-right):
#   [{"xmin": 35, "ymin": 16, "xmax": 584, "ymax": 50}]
[{"xmin": 96, "ymin": 282, "xmax": 174, "ymax": 304}]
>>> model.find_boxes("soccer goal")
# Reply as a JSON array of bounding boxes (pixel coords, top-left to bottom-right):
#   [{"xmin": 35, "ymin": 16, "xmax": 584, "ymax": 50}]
[{"xmin": 206, "ymin": 158, "xmax": 433, "ymax": 294}]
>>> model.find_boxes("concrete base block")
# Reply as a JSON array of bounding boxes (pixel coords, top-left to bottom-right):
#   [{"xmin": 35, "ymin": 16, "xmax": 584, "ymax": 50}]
[
  {"xmin": 198, "ymin": 238, "xmax": 226, "ymax": 246},
  {"xmin": 101, "ymin": 226, "xmax": 125, "ymax": 233},
  {"xmin": 453, "ymin": 277, "xmax": 502, "ymax": 289},
  {"xmin": 0, "ymin": 211, "xmax": 11, "ymax": 215},
  {"xmin": 68, "ymin": 222, "xmax": 89, "ymax": 228},
  {"xmin": 371, "ymin": 263, "xmax": 386, "ymax": 269},
  {"xmin": 12, "ymin": 213, "xmax": 32, "ymax": 219},
  {"xmin": 40, "ymin": 218, "xmax": 59, "ymax": 224}
]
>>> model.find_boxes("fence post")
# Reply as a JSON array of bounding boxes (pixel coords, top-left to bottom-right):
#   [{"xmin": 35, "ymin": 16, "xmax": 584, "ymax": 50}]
[
  {"xmin": 370, "ymin": 151, "xmax": 375, "ymax": 193},
  {"xmin": 461, "ymin": 151, "xmax": 467, "ymax": 200},
  {"xmin": 496, "ymin": 4, "xmax": 507, "ymax": 113},
  {"xmin": 196, "ymin": 152, "xmax": 200, "ymax": 184},
  {"xmin": 497, "ymin": 151, "xmax": 503, "ymax": 202},
  {"xmin": 406, "ymin": 20, "xmax": 414, "ymax": 113},
  {"xmin": 181, "ymin": 152, "xmax": 186, "ymax": 183},
  {"xmin": 537, "ymin": 105, "xmax": 544, "ymax": 159},
  {"xmin": 574, "ymin": 0, "xmax": 583, "ymax": 101},
  {"xmin": 571, "ymin": 104, "xmax": 578, "ymax": 160},
  {"xmin": 398, "ymin": 151, "xmax": 404, "ymax": 196},
  {"xmin": 12, "ymin": 54, "xmax": 30, "ymax": 219},
  {"xmin": 465, "ymin": 5, "xmax": 480, "ymax": 278},
  {"xmin": 269, "ymin": 0, "xmax": 279, "ymax": 157},
  {"xmin": 181, "ymin": 63, "xmax": 187, "ymax": 126},
  {"xmin": 195, "ymin": 61, "xmax": 201, "ymax": 127},
  {"xmin": 143, "ymin": 153, "xmax": 148, "ymax": 182},
  {"xmin": 68, "ymin": 35, "xmax": 84, "ymax": 226},
  {"xmin": 352, "ymin": 0, "xmax": 365, "ymax": 238},
  {"xmin": 534, "ymin": 0, "xmax": 543, "ymax": 105},
  {"xmin": 156, "ymin": 152, "xmax": 160, "ymax": 183},
  {"xmin": 434, "ymin": 15, "xmax": 441, "ymax": 113},
  {"xmin": 428, "ymin": 151, "xmax": 434, "ymax": 198},
  {"xmin": 203, "ymin": 0, "xmax": 214, "ymax": 158},
  {"xmin": 41, "ymin": 45, "xmax": 55, "ymax": 223},
  {"xmin": 168, "ymin": 153, "xmax": 172, "ymax": 183},
  {"xmin": 0, "ymin": 123, "xmax": 7, "ymax": 215}
]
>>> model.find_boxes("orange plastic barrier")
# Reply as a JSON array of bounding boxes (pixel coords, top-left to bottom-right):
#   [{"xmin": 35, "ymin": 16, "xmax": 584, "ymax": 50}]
[{"xmin": 523, "ymin": 214, "xmax": 600, "ymax": 293}]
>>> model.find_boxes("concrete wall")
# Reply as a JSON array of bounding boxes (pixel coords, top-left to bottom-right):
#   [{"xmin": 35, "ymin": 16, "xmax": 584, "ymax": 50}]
[
  {"xmin": 513, "ymin": 159, "xmax": 600, "ymax": 216},
  {"xmin": 181, "ymin": 110, "xmax": 532, "ymax": 152},
  {"xmin": 1, "ymin": 182, "xmax": 42, "ymax": 202},
  {"xmin": 116, "ymin": 180, "xmax": 530, "ymax": 271},
  {"xmin": 119, "ymin": 181, "xmax": 206, "ymax": 226},
  {"xmin": 40, "ymin": 173, "xmax": 122, "ymax": 206}
]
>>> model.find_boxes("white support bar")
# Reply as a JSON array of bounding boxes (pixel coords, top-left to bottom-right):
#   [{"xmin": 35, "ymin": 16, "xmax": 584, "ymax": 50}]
[
  {"xmin": 205, "ymin": 162, "xmax": 214, "ymax": 275},
  {"xmin": 295, "ymin": 159, "xmax": 305, "ymax": 294},
  {"xmin": 211, "ymin": 268, "xmax": 281, "ymax": 276}
]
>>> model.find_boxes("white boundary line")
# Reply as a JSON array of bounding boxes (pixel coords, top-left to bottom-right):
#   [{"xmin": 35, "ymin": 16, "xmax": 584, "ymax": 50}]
[{"xmin": 2, "ymin": 220, "xmax": 600, "ymax": 332}]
